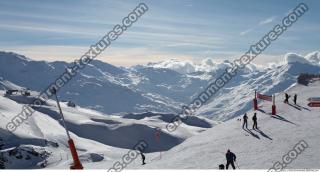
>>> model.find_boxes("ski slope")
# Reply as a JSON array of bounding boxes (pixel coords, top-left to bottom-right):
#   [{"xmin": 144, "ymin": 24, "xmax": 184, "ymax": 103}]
[
  {"xmin": 137, "ymin": 81, "xmax": 320, "ymax": 169},
  {"xmin": 0, "ymin": 51, "xmax": 320, "ymax": 169},
  {"xmin": 0, "ymin": 80, "xmax": 217, "ymax": 169}
]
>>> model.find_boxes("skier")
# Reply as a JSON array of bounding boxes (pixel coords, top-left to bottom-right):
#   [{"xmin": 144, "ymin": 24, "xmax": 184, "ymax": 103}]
[
  {"xmin": 140, "ymin": 152, "xmax": 146, "ymax": 165},
  {"xmin": 293, "ymin": 94, "xmax": 297, "ymax": 105},
  {"xmin": 225, "ymin": 149, "xmax": 236, "ymax": 170},
  {"xmin": 242, "ymin": 113, "xmax": 248, "ymax": 129},
  {"xmin": 284, "ymin": 93, "xmax": 290, "ymax": 104},
  {"xmin": 252, "ymin": 113, "xmax": 258, "ymax": 129}
]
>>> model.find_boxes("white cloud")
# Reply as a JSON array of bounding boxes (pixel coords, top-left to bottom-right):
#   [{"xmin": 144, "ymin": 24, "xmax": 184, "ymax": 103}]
[
  {"xmin": 0, "ymin": 23, "xmax": 98, "ymax": 37},
  {"xmin": 240, "ymin": 28, "xmax": 255, "ymax": 36},
  {"xmin": 240, "ymin": 16, "xmax": 277, "ymax": 36},
  {"xmin": 259, "ymin": 16, "xmax": 276, "ymax": 25}
]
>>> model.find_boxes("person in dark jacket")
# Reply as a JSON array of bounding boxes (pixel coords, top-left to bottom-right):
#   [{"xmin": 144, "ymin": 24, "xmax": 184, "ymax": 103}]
[
  {"xmin": 226, "ymin": 149, "xmax": 236, "ymax": 169},
  {"xmin": 141, "ymin": 152, "xmax": 146, "ymax": 165},
  {"xmin": 252, "ymin": 113, "xmax": 258, "ymax": 129},
  {"xmin": 293, "ymin": 94, "xmax": 297, "ymax": 105},
  {"xmin": 242, "ymin": 113, "xmax": 248, "ymax": 129},
  {"xmin": 284, "ymin": 93, "xmax": 290, "ymax": 103}
]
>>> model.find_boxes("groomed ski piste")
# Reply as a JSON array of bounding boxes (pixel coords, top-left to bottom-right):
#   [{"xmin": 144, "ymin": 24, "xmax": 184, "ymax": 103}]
[
  {"xmin": 1, "ymin": 78, "xmax": 320, "ymax": 169},
  {"xmin": 139, "ymin": 80, "xmax": 320, "ymax": 169}
]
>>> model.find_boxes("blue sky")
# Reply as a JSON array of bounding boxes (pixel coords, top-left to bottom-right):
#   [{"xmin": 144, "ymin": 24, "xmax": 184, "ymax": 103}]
[{"xmin": 0, "ymin": 0, "xmax": 319, "ymax": 66}]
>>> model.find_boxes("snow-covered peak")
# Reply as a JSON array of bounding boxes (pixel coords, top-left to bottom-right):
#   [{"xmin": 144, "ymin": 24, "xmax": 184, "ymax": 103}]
[
  {"xmin": 146, "ymin": 51, "xmax": 320, "ymax": 75},
  {"xmin": 196, "ymin": 58, "xmax": 220, "ymax": 73},
  {"xmin": 305, "ymin": 51, "xmax": 320, "ymax": 65},
  {"xmin": 147, "ymin": 59, "xmax": 196, "ymax": 74},
  {"xmin": 146, "ymin": 58, "xmax": 236, "ymax": 74},
  {"xmin": 201, "ymin": 58, "xmax": 215, "ymax": 66},
  {"xmin": 283, "ymin": 53, "xmax": 311, "ymax": 65},
  {"xmin": 0, "ymin": 51, "xmax": 31, "ymax": 62}
]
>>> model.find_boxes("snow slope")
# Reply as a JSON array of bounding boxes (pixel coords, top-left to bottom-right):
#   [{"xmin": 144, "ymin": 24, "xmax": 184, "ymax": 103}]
[
  {"xmin": 196, "ymin": 52, "xmax": 320, "ymax": 121},
  {"xmin": 0, "ymin": 80, "xmax": 217, "ymax": 169},
  {"xmin": 138, "ymin": 81, "xmax": 320, "ymax": 169}
]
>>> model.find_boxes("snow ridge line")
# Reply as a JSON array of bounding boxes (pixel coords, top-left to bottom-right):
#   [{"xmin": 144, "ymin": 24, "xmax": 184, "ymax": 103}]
[
  {"xmin": 166, "ymin": 3, "xmax": 309, "ymax": 132},
  {"xmin": 5, "ymin": 3, "xmax": 149, "ymax": 133}
]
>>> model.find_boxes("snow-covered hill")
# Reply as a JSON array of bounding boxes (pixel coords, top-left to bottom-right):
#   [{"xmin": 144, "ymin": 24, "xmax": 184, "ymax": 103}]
[
  {"xmin": 0, "ymin": 80, "xmax": 217, "ymax": 169},
  {"xmin": 138, "ymin": 80, "xmax": 320, "ymax": 169}
]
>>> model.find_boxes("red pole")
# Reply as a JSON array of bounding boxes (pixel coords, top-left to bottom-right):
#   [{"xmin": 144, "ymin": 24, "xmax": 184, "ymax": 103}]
[
  {"xmin": 68, "ymin": 139, "xmax": 83, "ymax": 169},
  {"xmin": 272, "ymin": 94, "xmax": 276, "ymax": 115},
  {"xmin": 51, "ymin": 88, "xmax": 83, "ymax": 169},
  {"xmin": 253, "ymin": 90, "xmax": 258, "ymax": 110}
]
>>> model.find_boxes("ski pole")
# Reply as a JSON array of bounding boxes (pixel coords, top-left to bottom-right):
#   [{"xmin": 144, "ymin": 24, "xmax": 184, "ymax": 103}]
[{"xmin": 235, "ymin": 161, "xmax": 240, "ymax": 169}]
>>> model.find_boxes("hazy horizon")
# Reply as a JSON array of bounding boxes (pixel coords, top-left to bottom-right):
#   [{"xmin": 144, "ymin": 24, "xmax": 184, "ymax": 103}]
[{"xmin": 1, "ymin": 0, "xmax": 320, "ymax": 67}]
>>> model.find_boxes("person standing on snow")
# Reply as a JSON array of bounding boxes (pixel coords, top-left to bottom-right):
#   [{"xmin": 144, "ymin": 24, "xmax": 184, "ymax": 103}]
[
  {"xmin": 252, "ymin": 113, "xmax": 258, "ymax": 129},
  {"xmin": 293, "ymin": 94, "xmax": 297, "ymax": 105},
  {"xmin": 284, "ymin": 93, "xmax": 290, "ymax": 104},
  {"xmin": 140, "ymin": 152, "xmax": 146, "ymax": 165},
  {"xmin": 242, "ymin": 113, "xmax": 248, "ymax": 129},
  {"xmin": 225, "ymin": 149, "xmax": 236, "ymax": 170}
]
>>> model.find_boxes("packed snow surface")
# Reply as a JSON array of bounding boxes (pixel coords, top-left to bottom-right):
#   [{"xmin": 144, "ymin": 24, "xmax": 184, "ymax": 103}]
[{"xmin": 138, "ymin": 81, "xmax": 320, "ymax": 169}]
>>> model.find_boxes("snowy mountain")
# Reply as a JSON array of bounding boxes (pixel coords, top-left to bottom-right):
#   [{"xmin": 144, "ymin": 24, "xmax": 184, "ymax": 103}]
[
  {"xmin": 137, "ymin": 52, "xmax": 320, "ymax": 121},
  {"xmin": 146, "ymin": 59, "xmax": 197, "ymax": 74},
  {"xmin": 0, "ymin": 51, "xmax": 180, "ymax": 114},
  {"xmin": 0, "ymin": 50, "xmax": 320, "ymax": 169},
  {"xmin": 0, "ymin": 52, "xmax": 223, "ymax": 115},
  {"xmin": 194, "ymin": 52, "xmax": 320, "ymax": 120},
  {"xmin": 139, "ymin": 80, "xmax": 320, "ymax": 169},
  {"xmin": 304, "ymin": 51, "xmax": 320, "ymax": 65},
  {"xmin": 2, "ymin": 72, "xmax": 319, "ymax": 170},
  {"xmin": 1, "ymin": 51, "xmax": 320, "ymax": 121},
  {"xmin": 0, "ymin": 81, "xmax": 217, "ymax": 169}
]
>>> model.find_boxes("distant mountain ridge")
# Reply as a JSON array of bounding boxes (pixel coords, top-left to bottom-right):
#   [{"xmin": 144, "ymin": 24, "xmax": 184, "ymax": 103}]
[{"xmin": 0, "ymin": 51, "xmax": 319, "ymax": 121}]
